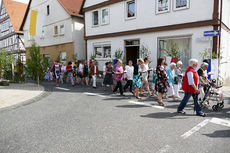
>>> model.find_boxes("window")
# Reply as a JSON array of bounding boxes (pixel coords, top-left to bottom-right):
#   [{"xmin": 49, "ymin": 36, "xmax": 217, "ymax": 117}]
[
  {"xmin": 9, "ymin": 37, "xmax": 13, "ymax": 45},
  {"xmin": 60, "ymin": 52, "xmax": 67, "ymax": 62},
  {"xmin": 125, "ymin": 40, "xmax": 140, "ymax": 46},
  {"xmin": 103, "ymin": 46, "xmax": 111, "ymax": 58},
  {"xmin": 60, "ymin": 25, "xmax": 65, "ymax": 35},
  {"xmin": 39, "ymin": 29, "xmax": 45, "ymax": 39},
  {"xmin": 94, "ymin": 46, "xmax": 102, "ymax": 58},
  {"xmin": 43, "ymin": 54, "xmax": 50, "ymax": 64},
  {"xmin": 101, "ymin": 8, "xmax": 109, "ymax": 25},
  {"xmin": 158, "ymin": 37, "xmax": 191, "ymax": 69},
  {"xmin": 173, "ymin": 0, "xmax": 190, "ymax": 10},
  {"xmin": 94, "ymin": 45, "xmax": 111, "ymax": 58},
  {"xmin": 1, "ymin": 21, "xmax": 9, "ymax": 31},
  {"xmin": 126, "ymin": 0, "xmax": 136, "ymax": 18},
  {"xmin": 92, "ymin": 11, "xmax": 99, "ymax": 26},
  {"xmin": 156, "ymin": 0, "xmax": 170, "ymax": 14},
  {"xmin": 47, "ymin": 5, "xmax": 50, "ymax": 15},
  {"xmin": 53, "ymin": 25, "xmax": 58, "ymax": 36}
]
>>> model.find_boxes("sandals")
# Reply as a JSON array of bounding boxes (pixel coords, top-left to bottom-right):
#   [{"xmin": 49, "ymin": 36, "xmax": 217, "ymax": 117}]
[
  {"xmin": 157, "ymin": 101, "xmax": 164, "ymax": 106},
  {"xmin": 136, "ymin": 96, "xmax": 141, "ymax": 99}
]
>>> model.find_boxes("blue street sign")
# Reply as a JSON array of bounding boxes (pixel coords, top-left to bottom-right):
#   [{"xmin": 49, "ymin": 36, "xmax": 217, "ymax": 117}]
[{"xmin": 204, "ymin": 30, "xmax": 220, "ymax": 37}]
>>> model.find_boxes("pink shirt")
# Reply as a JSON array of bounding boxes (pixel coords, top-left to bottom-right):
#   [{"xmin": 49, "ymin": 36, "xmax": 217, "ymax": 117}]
[{"xmin": 114, "ymin": 66, "xmax": 124, "ymax": 81}]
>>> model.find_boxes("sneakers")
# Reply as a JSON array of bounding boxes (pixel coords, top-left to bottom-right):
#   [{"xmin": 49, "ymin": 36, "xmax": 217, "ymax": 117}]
[
  {"xmin": 196, "ymin": 113, "xmax": 206, "ymax": 117},
  {"xmin": 177, "ymin": 111, "xmax": 186, "ymax": 114}
]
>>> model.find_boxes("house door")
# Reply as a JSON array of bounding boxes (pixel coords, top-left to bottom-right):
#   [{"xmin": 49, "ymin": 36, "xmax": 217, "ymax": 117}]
[
  {"xmin": 126, "ymin": 46, "xmax": 139, "ymax": 65},
  {"xmin": 125, "ymin": 40, "xmax": 140, "ymax": 65}
]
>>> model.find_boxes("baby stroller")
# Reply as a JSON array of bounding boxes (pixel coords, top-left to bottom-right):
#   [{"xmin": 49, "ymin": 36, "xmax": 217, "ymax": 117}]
[{"xmin": 200, "ymin": 79, "xmax": 224, "ymax": 111}]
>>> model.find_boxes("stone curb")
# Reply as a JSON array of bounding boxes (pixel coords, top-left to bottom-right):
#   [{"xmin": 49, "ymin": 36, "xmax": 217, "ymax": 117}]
[{"xmin": 0, "ymin": 83, "xmax": 52, "ymax": 114}]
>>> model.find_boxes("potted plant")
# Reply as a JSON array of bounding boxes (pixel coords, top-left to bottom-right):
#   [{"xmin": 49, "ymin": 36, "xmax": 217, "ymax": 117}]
[
  {"xmin": 164, "ymin": 42, "xmax": 180, "ymax": 63},
  {"xmin": 114, "ymin": 49, "xmax": 124, "ymax": 65}
]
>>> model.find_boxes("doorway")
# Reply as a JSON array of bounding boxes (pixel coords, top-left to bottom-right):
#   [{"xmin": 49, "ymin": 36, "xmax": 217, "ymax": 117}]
[{"xmin": 125, "ymin": 40, "xmax": 140, "ymax": 65}]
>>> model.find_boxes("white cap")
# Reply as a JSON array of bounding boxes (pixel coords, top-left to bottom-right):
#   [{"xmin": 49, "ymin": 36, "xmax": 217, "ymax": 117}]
[{"xmin": 177, "ymin": 61, "xmax": 183, "ymax": 66}]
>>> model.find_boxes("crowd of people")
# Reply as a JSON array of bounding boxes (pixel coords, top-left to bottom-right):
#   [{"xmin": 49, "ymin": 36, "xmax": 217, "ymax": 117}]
[{"xmin": 45, "ymin": 57, "xmax": 212, "ymax": 117}]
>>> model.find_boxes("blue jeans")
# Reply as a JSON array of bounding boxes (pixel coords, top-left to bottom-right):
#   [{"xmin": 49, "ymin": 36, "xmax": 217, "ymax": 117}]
[{"xmin": 177, "ymin": 92, "xmax": 203, "ymax": 114}]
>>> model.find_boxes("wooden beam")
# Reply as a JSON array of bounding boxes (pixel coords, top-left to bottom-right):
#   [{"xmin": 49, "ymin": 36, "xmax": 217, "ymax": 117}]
[{"xmin": 85, "ymin": 20, "xmax": 219, "ymax": 40}]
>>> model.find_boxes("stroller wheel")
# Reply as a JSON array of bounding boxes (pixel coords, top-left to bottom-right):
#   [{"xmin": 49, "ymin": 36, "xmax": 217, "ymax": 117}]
[
  {"xmin": 217, "ymin": 103, "xmax": 224, "ymax": 109},
  {"xmin": 212, "ymin": 105, "xmax": 218, "ymax": 111}
]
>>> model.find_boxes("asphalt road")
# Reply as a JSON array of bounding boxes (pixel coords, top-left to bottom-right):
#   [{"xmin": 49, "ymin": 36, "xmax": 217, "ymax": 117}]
[{"xmin": 0, "ymin": 82, "xmax": 230, "ymax": 153}]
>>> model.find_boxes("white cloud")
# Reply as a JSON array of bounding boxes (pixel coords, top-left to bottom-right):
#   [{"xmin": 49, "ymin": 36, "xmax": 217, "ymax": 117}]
[
  {"xmin": 0, "ymin": 0, "xmax": 29, "ymax": 6},
  {"xmin": 13, "ymin": 0, "xmax": 29, "ymax": 4}
]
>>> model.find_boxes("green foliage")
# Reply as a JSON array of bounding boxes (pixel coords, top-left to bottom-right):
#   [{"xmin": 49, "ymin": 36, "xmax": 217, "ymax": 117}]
[
  {"xmin": 122, "ymin": 56, "xmax": 126, "ymax": 67},
  {"xmin": 0, "ymin": 50, "xmax": 15, "ymax": 79},
  {"xmin": 199, "ymin": 48, "xmax": 223, "ymax": 59},
  {"xmin": 73, "ymin": 53, "xmax": 78, "ymax": 62},
  {"xmin": 199, "ymin": 48, "xmax": 210, "ymax": 59},
  {"xmin": 165, "ymin": 42, "xmax": 180, "ymax": 60},
  {"xmin": 139, "ymin": 44, "xmax": 151, "ymax": 58},
  {"xmin": 56, "ymin": 56, "xmax": 61, "ymax": 63},
  {"xmin": 114, "ymin": 49, "xmax": 123, "ymax": 59},
  {"xmin": 90, "ymin": 54, "xmax": 96, "ymax": 61},
  {"xmin": 26, "ymin": 43, "xmax": 47, "ymax": 84}
]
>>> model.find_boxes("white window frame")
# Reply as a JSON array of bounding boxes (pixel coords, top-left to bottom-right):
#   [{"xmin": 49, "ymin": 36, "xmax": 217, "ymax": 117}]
[
  {"xmin": 173, "ymin": 0, "xmax": 190, "ymax": 11},
  {"xmin": 93, "ymin": 43, "xmax": 112, "ymax": 59},
  {"xmin": 125, "ymin": 0, "xmax": 137, "ymax": 20},
  {"xmin": 155, "ymin": 0, "xmax": 170, "ymax": 15},
  {"xmin": 92, "ymin": 10, "xmax": 100, "ymax": 27},
  {"xmin": 53, "ymin": 25, "xmax": 59, "ymax": 36},
  {"xmin": 60, "ymin": 51, "xmax": 67, "ymax": 62},
  {"xmin": 59, "ymin": 24, "xmax": 65, "ymax": 36},
  {"xmin": 101, "ymin": 7, "xmax": 110, "ymax": 25}
]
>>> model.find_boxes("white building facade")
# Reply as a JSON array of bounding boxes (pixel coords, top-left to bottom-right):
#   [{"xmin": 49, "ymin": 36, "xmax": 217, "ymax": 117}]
[
  {"xmin": 82, "ymin": 0, "xmax": 230, "ymax": 84},
  {"xmin": 21, "ymin": 0, "xmax": 85, "ymax": 64}
]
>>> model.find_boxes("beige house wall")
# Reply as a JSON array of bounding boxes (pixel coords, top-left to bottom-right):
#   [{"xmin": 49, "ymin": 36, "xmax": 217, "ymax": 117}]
[{"xmin": 26, "ymin": 42, "xmax": 74, "ymax": 64}]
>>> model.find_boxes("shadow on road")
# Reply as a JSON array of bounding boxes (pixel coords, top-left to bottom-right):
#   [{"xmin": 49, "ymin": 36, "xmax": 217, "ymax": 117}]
[
  {"xmin": 140, "ymin": 112, "xmax": 191, "ymax": 119},
  {"xmin": 203, "ymin": 129, "xmax": 230, "ymax": 138},
  {"xmin": 116, "ymin": 105, "xmax": 149, "ymax": 108}
]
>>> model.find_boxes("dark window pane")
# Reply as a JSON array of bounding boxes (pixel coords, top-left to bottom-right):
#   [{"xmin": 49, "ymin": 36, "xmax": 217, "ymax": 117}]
[
  {"xmin": 93, "ymin": 11, "xmax": 99, "ymax": 25},
  {"xmin": 47, "ymin": 5, "xmax": 50, "ymax": 15}
]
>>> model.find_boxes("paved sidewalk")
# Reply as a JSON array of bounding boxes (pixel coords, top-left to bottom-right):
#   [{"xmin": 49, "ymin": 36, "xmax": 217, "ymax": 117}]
[
  {"xmin": 0, "ymin": 83, "xmax": 44, "ymax": 109},
  {"xmin": 222, "ymin": 86, "xmax": 230, "ymax": 97}
]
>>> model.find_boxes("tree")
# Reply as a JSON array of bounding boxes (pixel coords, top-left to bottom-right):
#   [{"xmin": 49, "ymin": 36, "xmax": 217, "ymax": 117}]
[
  {"xmin": 26, "ymin": 43, "xmax": 43, "ymax": 84},
  {"xmin": 139, "ymin": 44, "xmax": 151, "ymax": 59},
  {"xmin": 0, "ymin": 50, "xmax": 15, "ymax": 79}
]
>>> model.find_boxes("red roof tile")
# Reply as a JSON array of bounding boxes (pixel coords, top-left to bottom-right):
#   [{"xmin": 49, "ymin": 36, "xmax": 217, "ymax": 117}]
[
  {"xmin": 3, "ymin": 0, "xmax": 28, "ymax": 33},
  {"xmin": 58, "ymin": 0, "xmax": 83, "ymax": 18}
]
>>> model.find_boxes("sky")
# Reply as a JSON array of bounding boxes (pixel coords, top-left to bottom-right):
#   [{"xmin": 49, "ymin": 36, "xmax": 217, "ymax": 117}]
[{"xmin": 0, "ymin": 0, "xmax": 29, "ymax": 5}]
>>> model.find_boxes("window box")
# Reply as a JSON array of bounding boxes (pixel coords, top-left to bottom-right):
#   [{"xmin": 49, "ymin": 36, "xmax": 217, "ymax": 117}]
[
  {"xmin": 173, "ymin": 0, "xmax": 190, "ymax": 11},
  {"xmin": 156, "ymin": 0, "xmax": 170, "ymax": 14}
]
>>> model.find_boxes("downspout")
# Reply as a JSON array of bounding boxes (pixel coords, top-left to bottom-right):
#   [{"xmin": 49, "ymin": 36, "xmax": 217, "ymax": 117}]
[
  {"xmin": 83, "ymin": 13, "xmax": 88, "ymax": 61},
  {"xmin": 218, "ymin": 0, "xmax": 223, "ymax": 61}
]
